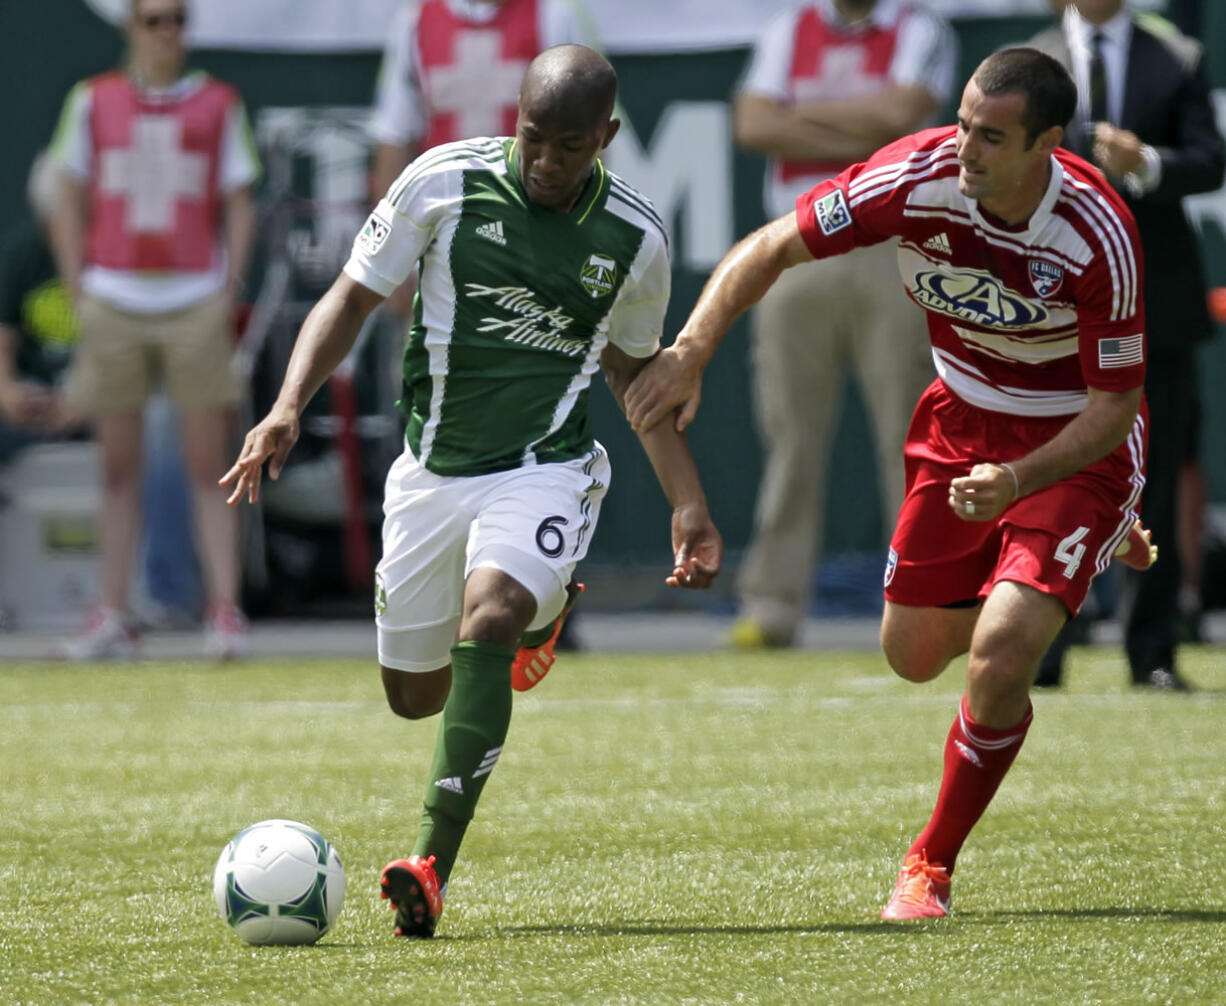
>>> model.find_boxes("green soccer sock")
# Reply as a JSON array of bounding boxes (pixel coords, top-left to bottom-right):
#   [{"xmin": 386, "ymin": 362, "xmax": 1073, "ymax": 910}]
[{"xmin": 412, "ymin": 638, "xmax": 516, "ymax": 886}]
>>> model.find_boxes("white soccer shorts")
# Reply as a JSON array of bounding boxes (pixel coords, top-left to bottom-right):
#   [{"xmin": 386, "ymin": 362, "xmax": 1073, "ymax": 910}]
[{"xmin": 375, "ymin": 443, "xmax": 611, "ymax": 672}]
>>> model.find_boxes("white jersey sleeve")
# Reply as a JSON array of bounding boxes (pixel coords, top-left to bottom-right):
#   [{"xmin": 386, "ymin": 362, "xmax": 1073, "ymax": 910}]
[
  {"xmin": 889, "ymin": 6, "xmax": 958, "ymax": 103},
  {"xmin": 369, "ymin": 2, "xmax": 423, "ymax": 146},
  {"xmin": 344, "ymin": 156, "xmax": 462, "ymax": 296},
  {"xmin": 737, "ymin": 10, "xmax": 797, "ymax": 102},
  {"xmin": 607, "ymin": 228, "xmax": 669, "ymax": 359},
  {"xmin": 50, "ymin": 81, "xmax": 94, "ymax": 180}
]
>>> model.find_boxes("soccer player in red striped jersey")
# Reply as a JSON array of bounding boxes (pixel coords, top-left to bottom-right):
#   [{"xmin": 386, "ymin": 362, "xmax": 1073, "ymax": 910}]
[{"xmin": 625, "ymin": 47, "xmax": 1155, "ymax": 920}]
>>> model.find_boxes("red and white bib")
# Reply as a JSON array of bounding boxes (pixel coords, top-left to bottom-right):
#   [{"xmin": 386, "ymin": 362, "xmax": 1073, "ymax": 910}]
[
  {"xmin": 778, "ymin": 6, "xmax": 901, "ymax": 183},
  {"xmin": 87, "ymin": 71, "xmax": 235, "ymax": 272},
  {"xmin": 415, "ymin": 0, "xmax": 541, "ymax": 151}
]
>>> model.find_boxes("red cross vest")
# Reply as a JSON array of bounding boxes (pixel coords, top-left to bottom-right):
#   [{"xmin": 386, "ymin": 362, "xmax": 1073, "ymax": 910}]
[
  {"xmin": 778, "ymin": 6, "xmax": 902, "ymax": 183},
  {"xmin": 415, "ymin": 0, "xmax": 541, "ymax": 152},
  {"xmin": 87, "ymin": 71, "xmax": 234, "ymax": 272}
]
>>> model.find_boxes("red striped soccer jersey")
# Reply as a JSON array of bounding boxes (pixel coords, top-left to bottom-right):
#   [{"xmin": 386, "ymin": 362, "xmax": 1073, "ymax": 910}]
[{"xmin": 796, "ymin": 126, "xmax": 1146, "ymax": 418}]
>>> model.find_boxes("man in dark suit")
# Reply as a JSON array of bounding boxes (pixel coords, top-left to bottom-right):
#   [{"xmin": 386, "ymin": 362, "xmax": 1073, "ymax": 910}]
[{"xmin": 1030, "ymin": 0, "xmax": 1225, "ymax": 690}]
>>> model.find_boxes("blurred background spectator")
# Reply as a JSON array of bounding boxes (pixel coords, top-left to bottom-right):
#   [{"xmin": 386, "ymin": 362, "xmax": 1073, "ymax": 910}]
[
  {"xmin": 0, "ymin": 154, "xmax": 78, "ymax": 465},
  {"xmin": 0, "ymin": 151, "xmax": 202, "ymax": 635},
  {"xmin": 47, "ymin": 0, "xmax": 259, "ymax": 659},
  {"xmin": 727, "ymin": 0, "xmax": 956, "ymax": 649}
]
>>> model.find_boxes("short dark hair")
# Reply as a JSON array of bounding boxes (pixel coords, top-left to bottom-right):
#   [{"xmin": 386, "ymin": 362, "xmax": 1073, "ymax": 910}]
[{"xmin": 973, "ymin": 47, "xmax": 1077, "ymax": 146}]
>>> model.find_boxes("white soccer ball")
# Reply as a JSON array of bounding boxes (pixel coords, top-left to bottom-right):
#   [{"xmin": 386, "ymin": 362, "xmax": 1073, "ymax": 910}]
[{"xmin": 212, "ymin": 819, "xmax": 346, "ymax": 945}]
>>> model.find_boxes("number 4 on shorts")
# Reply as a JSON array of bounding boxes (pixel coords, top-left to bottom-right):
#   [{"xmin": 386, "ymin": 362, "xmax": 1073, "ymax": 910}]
[
  {"xmin": 1054, "ymin": 526, "xmax": 1091, "ymax": 579},
  {"xmin": 1055, "ymin": 521, "xmax": 1158, "ymax": 580}
]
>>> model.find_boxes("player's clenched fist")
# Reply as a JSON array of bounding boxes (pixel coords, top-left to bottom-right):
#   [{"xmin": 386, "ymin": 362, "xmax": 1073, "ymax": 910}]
[{"xmin": 948, "ymin": 463, "xmax": 1020, "ymax": 522}]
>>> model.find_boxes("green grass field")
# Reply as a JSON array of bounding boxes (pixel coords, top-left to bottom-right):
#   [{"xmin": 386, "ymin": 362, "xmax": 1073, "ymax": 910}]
[{"xmin": 2, "ymin": 644, "xmax": 1224, "ymax": 1005}]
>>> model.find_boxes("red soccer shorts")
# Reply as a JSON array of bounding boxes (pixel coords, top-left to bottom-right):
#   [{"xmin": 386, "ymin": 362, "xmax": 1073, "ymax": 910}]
[{"xmin": 884, "ymin": 380, "xmax": 1146, "ymax": 616}]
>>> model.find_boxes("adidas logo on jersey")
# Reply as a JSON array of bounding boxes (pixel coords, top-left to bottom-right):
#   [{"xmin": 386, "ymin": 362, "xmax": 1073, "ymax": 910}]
[
  {"xmin": 476, "ymin": 220, "xmax": 506, "ymax": 246},
  {"xmin": 923, "ymin": 232, "xmax": 952, "ymax": 256},
  {"xmin": 433, "ymin": 776, "xmax": 464, "ymax": 794}
]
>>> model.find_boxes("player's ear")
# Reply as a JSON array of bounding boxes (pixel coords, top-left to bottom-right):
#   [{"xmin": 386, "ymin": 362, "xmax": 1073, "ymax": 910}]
[
  {"xmin": 1037, "ymin": 123, "xmax": 1063, "ymax": 156},
  {"xmin": 601, "ymin": 117, "xmax": 621, "ymax": 151}
]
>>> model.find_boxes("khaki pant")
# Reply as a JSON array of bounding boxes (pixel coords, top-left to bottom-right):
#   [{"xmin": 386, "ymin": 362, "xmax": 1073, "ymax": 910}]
[
  {"xmin": 65, "ymin": 292, "xmax": 239, "ymax": 416},
  {"xmin": 737, "ymin": 240, "xmax": 932, "ymax": 640}
]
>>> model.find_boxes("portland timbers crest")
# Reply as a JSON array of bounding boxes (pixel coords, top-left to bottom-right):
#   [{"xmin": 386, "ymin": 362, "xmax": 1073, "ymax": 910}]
[
  {"xmin": 374, "ymin": 573, "xmax": 387, "ymax": 617},
  {"xmin": 580, "ymin": 253, "xmax": 618, "ymax": 299}
]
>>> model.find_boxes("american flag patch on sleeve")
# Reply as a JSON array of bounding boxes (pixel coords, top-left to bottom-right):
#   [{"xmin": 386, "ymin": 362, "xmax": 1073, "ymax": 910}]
[{"xmin": 1097, "ymin": 334, "xmax": 1144, "ymax": 368}]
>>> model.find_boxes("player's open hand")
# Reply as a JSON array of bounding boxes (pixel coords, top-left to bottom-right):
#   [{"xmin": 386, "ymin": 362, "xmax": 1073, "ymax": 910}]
[
  {"xmin": 624, "ymin": 345, "xmax": 703, "ymax": 434},
  {"xmin": 948, "ymin": 463, "xmax": 1018, "ymax": 522},
  {"xmin": 219, "ymin": 409, "xmax": 300, "ymax": 505},
  {"xmin": 666, "ymin": 501, "xmax": 723, "ymax": 589}
]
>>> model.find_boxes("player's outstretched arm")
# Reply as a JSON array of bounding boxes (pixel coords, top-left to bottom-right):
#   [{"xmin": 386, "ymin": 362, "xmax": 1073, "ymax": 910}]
[
  {"xmin": 603, "ymin": 344, "xmax": 723, "ymax": 589},
  {"xmin": 624, "ymin": 212, "xmax": 812, "ymax": 435},
  {"xmin": 220, "ymin": 274, "xmax": 384, "ymax": 504}
]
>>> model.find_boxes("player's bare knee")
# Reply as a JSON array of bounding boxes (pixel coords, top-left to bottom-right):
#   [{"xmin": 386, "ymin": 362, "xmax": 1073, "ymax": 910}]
[
  {"xmin": 459, "ymin": 591, "xmax": 535, "ymax": 647},
  {"xmin": 967, "ymin": 613, "xmax": 1043, "ymax": 684},
  {"xmin": 965, "ymin": 649, "xmax": 1031, "ymax": 699},
  {"xmin": 885, "ymin": 645, "xmax": 947, "ymax": 683},
  {"xmin": 458, "ymin": 607, "xmax": 524, "ymax": 648},
  {"xmin": 383, "ymin": 688, "xmax": 445, "ymax": 720},
  {"xmin": 881, "ymin": 625, "xmax": 948, "ymax": 682},
  {"xmin": 460, "ymin": 569, "xmax": 538, "ymax": 646},
  {"xmin": 381, "ymin": 665, "xmax": 449, "ymax": 720}
]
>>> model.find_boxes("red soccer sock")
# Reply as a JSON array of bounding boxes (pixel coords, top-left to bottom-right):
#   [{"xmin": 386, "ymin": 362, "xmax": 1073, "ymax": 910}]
[{"xmin": 906, "ymin": 694, "xmax": 1033, "ymax": 873}]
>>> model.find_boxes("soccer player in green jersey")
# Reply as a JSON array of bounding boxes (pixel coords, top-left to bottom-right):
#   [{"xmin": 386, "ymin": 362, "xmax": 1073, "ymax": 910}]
[{"xmin": 221, "ymin": 44, "xmax": 722, "ymax": 939}]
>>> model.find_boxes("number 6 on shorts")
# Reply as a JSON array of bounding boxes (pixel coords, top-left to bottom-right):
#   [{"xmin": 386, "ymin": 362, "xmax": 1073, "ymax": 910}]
[{"xmin": 535, "ymin": 515, "xmax": 569, "ymax": 558}]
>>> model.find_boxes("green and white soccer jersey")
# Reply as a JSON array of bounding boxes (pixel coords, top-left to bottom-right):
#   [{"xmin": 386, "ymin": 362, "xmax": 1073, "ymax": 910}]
[{"xmin": 344, "ymin": 137, "xmax": 670, "ymax": 477}]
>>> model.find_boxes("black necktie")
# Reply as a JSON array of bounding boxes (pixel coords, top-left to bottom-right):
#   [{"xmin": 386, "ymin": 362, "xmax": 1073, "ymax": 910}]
[{"xmin": 1089, "ymin": 30, "xmax": 1108, "ymax": 125}]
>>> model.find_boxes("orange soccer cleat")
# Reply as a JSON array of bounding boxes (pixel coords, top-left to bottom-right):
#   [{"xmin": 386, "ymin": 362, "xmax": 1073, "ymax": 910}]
[
  {"xmin": 1113, "ymin": 520, "xmax": 1157, "ymax": 571},
  {"xmin": 510, "ymin": 581, "xmax": 584, "ymax": 692},
  {"xmin": 881, "ymin": 854, "xmax": 952, "ymax": 921},
  {"xmin": 379, "ymin": 855, "xmax": 444, "ymax": 938}
]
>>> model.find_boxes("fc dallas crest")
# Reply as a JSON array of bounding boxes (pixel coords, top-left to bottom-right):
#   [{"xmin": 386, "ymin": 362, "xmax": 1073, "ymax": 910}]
[{"xmin": 1028, "ymin": 258, "xmax": 1064, "ymax": 298}]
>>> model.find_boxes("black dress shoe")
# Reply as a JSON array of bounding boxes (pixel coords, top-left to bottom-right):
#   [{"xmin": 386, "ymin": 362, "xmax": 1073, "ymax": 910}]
[{"xmin": 1133, "ymin": 667, "xmax": 1193, "ymax": 692}]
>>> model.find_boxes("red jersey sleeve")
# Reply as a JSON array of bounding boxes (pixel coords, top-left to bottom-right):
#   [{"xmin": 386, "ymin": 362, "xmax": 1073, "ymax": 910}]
[
  {"xmin": 795, "ymin": 127, "xmax": 955, "ymax": 260},
  {"xmin": 1067, "ymin": 173, "xmax": 1147, "ymax": 393}
]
